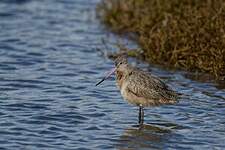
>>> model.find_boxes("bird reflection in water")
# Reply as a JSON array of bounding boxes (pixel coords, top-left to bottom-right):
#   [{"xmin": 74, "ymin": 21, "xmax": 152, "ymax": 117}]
[{"xmin": 116, "ymin": 123, "xmax": 173, "ymax": 150}]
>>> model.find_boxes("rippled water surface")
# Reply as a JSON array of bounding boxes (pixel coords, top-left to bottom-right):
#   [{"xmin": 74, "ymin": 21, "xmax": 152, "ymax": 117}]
[{"xmin": 0, "ymin": 0, "xmax": 225, "ymax": 150}]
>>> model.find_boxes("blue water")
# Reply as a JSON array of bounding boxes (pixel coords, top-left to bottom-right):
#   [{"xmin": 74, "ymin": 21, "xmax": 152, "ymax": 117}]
[{"xmin": 0, "ymin": 0, "xmax": 225, "ymax": 149}]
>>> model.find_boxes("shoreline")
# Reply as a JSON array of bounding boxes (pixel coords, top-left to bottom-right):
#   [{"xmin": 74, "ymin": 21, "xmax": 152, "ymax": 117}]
[{"xmin": 97, "ymin": 0, "xmax": 225, "ymax": 80}]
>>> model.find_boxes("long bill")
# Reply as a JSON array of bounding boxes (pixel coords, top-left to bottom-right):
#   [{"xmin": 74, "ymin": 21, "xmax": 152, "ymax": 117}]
[{"xmin": 95, "ymin": 68, "xmax": 116, "ymax": 86}]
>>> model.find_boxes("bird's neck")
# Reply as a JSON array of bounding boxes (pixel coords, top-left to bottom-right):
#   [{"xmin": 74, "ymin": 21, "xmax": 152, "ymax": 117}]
[
  {"xmin": 115, "ymin": 70, "xmax": 125, "ymax": 89},
  {"xmin": 116, "ymin": 69, "xmax": 132, "ymax": 89}
]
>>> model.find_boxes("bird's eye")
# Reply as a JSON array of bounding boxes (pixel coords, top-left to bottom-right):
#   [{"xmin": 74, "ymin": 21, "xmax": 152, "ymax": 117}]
[{"xmin": 116, "ymin": 62, "xmax": 122, "ymax": 66}]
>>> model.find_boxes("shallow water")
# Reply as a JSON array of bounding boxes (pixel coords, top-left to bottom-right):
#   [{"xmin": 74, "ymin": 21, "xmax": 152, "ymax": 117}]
[{"xmin": 0, "ymin": 0, "xmax": 225, "ymax": 150}]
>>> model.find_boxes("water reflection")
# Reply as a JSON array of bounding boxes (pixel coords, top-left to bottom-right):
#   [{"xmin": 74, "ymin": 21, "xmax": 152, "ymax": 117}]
[
  {"xmin": 116, "ymin": 124, "xmax": 172, "ymax": 149},
  {"xmin": 184, "ymin": 72, "xmax": 225, "ymax": 89}
]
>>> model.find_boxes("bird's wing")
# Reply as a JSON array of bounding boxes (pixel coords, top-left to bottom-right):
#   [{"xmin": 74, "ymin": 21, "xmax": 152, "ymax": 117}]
[{"xmin": 126, "ymin": 70, "xmax": 177, "ymax": 101}]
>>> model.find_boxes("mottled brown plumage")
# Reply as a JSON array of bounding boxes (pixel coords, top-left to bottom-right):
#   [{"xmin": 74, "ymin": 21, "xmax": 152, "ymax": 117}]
[
  {"xmin": 96, "ymin": 55, "xmax": 178, "ymax": 125},
  {"xmin": 115, "ymin": 56, "xmax": 178, "ymax": 107}
]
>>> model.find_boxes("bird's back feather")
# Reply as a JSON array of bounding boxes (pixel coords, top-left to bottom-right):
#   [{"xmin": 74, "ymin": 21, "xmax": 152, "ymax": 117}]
[{"xmin": 125, "ymin": 67, "xmax": 178, "ymax": 106}]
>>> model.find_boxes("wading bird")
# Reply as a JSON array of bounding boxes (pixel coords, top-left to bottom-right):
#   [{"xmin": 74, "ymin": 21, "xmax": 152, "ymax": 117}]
[{"xmin": 96, "ymin": 56, "xmax": 178, "ymax": 125}]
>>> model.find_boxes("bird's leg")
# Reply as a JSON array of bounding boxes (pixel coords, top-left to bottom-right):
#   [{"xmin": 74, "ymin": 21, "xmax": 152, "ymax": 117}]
[
  {"xmin": 141, "ymin": 105, "xmax": 144, "ymax": 125},
  {"xmin": 138, "ymin": 105, "xmax": 141, "ymax": 125},
  {"xmin": 138, "ymin": 105, "xmax": 144, "ymax": 126}
]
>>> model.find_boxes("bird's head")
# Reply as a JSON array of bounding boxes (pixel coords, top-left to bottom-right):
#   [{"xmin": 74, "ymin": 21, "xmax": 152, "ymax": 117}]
[
  {"xmin": 95, "ymin": 55, "xmax": 128, "ymax": 86},
  {"xmin": 115, "ymin": 55, "xmax": 128, "ymax": 68}
]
